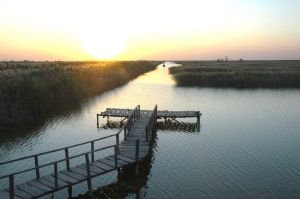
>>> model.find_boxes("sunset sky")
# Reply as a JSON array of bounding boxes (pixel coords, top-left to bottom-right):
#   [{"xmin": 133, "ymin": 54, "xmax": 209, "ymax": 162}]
[{"xmin": 0, "ymin": 0, "xmax": 299, "ymax": 61}]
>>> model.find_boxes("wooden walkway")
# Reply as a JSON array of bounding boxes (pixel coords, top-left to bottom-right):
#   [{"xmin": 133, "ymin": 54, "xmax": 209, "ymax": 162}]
[
  {"xmin": 0, "ymin": 105, "xmax": 157, "ymax": 199},
  {"xmin": 98, "ymin": 108, "xmax": 201, "ymax": 119},
  {"xmin": 97, "ymin": 108, "xmax": 201, "ymax": 131}
]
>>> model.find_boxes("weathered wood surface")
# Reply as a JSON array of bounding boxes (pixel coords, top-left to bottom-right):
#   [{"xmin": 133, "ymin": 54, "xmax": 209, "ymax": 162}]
[
  {"xmin": 0, "ymin": 106, "xmax": 156, "ymax": 199},
  {"xmin": 99, "ymin": 108, "xmax": 201, "ymax": 118}
]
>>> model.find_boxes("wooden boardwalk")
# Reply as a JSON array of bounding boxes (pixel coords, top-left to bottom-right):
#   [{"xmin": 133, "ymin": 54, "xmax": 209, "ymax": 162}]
[
  {"xmin": 98, "ymin": 108, "xmax": 201, "ymax": 119},
  {"xmin": 0, "ymin": 105, "xmax": 157, "ymax": 199},
  {"xmin": 97, "ymin": 108, "xmax": 201, "ymax": 131}
]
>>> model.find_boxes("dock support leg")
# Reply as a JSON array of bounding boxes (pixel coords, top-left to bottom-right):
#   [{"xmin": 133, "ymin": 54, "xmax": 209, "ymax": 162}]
[
  {"xmin": 68, "ymin": 183, "xmax": 72, "ymax": 198},
  {"xmin": 196, "ymin": 112, "xmax": 200, "ymax": 132},
  {"xmin": 85, "ymin": 154, "xmax": 93, "ymax": 196},
  {"xmin": 135, "ymin": 139, "xmax": 140, "ymax": 176},
  {"xmin": 96, "ymin": 114, "xmax": 99, "ymax": 128}
]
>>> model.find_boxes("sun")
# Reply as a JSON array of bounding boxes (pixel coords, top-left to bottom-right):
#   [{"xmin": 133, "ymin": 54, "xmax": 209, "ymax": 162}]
[{"xmin": 81, "ymin": 28, "xmax": 127, "ymax": 59}]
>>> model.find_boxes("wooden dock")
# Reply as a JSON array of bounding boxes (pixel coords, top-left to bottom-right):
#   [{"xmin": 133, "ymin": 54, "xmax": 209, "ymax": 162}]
[
  {"xmin": 98, "ymin": 108, "xmax": 201, "ymax": 119},
  {"xmin": 0, "ymin": 105, "xmax": 201, "ymax": 198},
  {"xmin": 0, "ymin": 105, "xmax": 157, "ymax": 199},
  {"xmin": 97, "ymin": 108, "xmax": 201, "ymax": 131}
]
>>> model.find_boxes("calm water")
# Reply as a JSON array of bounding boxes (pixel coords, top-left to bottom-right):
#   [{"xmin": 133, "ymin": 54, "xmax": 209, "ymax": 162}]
[{"xmin": 1, "ymin": 63, "xmax": 300, "ymax": 198}]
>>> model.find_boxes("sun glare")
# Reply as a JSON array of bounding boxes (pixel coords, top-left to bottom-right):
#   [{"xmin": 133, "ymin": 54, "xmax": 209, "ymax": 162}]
[{"xmin": 80, "ymin": 27, "xmax": 127, "ymax": 59}]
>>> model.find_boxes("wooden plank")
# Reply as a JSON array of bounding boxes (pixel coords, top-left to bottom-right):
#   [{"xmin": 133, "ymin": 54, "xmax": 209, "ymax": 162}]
[
  {"xmin": 98, "ymin": 158, "xmax": 121, "ymax": 167},
  {"xmin": 54, "ymin": 172, "xmax": 79, "ymax": 184},
  {"xmin": 61, "ymin": 170, "xmax": 86, "ymax": 181},
  {"xmin": 119, "ymin": 151, "xmax": 146, "ymax": 159},
  {"xmin": 106, "ymin": 156, "xmax": 128, "ymax": 165},
  {"xmin": 41, "ymin": 175, "xmax": 68, "ymax": 188},
  {"xmin": 117, "ymin": 154, "xmax": 135, "ymax": 163},
  {"xmin": 17, "ymin": 183, "xmax": 44, "ymax": 197},
  {"xmin": 91, "ymin": 161, "xmax": 115, "ymax": 171},
  {"xmin": 79, "ymin": 164, "xmax": 105, "ymax": 175},
  {"xmin": 76, "ymin": 165, "xmax": 97, "ymax": 176},
  {"xmin": 13, "ymin": 188, "xmax": 33, "ymax": 199},
  {"xmin": 27, "ymin": 180, "xmax": 53, "ymax": 192},
  {"xmin": 36, "ymin": 177, "xmax": 55, "ymax": 189},
  {"xmin": 0, "ymin": 190, "xmax": 11, "ymax": 199},
  {"xmin": 70, "ymin": 166, "xmax": 89, "ymax": 177},
  {"xmin": 120, "ymin": 147, "xmax": 148, "ymax": 152},
  {"xmin": 119, "ymin": 152, "xmax": 136, "ymax": 159},
  {"xmin": 89, "ymin": 164, "xmax": 105, "ymax": 174}
]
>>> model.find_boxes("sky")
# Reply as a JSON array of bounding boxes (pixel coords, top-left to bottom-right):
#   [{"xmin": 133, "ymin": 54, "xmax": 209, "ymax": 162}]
[{"xmin": 0, "ymin": 0, "xmax": 299, "ymax": 61}]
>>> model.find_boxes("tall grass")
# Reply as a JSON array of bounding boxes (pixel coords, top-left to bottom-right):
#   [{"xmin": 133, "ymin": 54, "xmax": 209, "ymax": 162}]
[
  {"xmin": 170, "ymin": 61, "xmax": 300, "ymax": 88},
  {"xmin": 0, "ymin": 61, "xmax": 157, "ymax": 129}
]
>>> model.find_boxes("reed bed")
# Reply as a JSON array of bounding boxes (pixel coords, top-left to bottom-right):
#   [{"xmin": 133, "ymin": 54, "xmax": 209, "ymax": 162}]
[
  {"xmin": 0, "ymin": 61, "xmax": 157, "ymax": 129},
  {"xmin": 170, "ymin": 61, "xmax": 300, "ymax": 88}
]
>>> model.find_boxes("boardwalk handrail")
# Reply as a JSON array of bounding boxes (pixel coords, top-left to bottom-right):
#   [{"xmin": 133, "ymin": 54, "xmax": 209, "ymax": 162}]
[
  {"xmin": 0, "ymin": 105, "xmax": 141, "ymax": 190},
  {"xmin": 145, "ymin": 105, "xmax": 157, "ymax": 142}
]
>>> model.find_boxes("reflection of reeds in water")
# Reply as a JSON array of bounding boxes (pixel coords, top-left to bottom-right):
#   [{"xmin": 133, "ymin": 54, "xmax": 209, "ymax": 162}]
[
  {"xmin": 170, "ymin": 60, "xmax": 300, "ymax": 88},
  {"xmin": 156, "ymin": 120, "xmax": 199, "ymax": 132},
  {"xmin": 102, "ymin": 120, "xmax": 200, "ymax": 132},
  {"xmin": 0, "ymin": 61, "xmax": 157, "ymax": 129}
]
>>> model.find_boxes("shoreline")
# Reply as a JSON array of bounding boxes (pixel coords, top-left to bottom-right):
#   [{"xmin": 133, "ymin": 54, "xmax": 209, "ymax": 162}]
[{"xmin": 0, "ymin": 61, "xmax": 158, "ymax": 130}]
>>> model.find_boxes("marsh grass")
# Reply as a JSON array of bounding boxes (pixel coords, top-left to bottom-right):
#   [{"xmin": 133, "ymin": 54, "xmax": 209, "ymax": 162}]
[
  {"xmin": 170, "ymin": 61, "xmax": 300, "ymax": 88},
  {"xmin": 0, "ymin": 61, "xmax": 157, "ymax": 129}
]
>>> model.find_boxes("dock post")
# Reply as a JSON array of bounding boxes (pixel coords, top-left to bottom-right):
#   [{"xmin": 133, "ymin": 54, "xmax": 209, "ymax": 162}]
[
  {"xmin": 85, "ymin": 154, "xmax": 93, "ymax": 195},
  {"xmin": 9, "ymin": 174, "xmax": 14, "ymax": 199},
  {"xmin": 96, "ymin": 114, "xmax": 99, "ymax": 128},
  {"xmin": 114, "ymin": 145, "xmax": 118, "ymax": 168},
  {"xmin": 91, "ymin": 141, "xmax": 95, "ymax": 162},
  {"xmin": 54, "ymin": 162, "xmax": 58, "ymax": 189},
  {"xmin": 68, "ymin": 183, "xmax": 72, "ymax": 198},
  {"xmin": 65, "ymin": 148, "xmax": 70, "ymax": 170},
  {"xmin": 116, "ymin": 134, "xmax": 120, "ymax": 153},
  {"xmin": 135, "ymin": 139, "xmax": 140, "ymax": 176},
  {"xmin": 34, "ymin": 155, "xmax": 40, "ymax": 179},
  {"xmin": 196, "ymin": 111, "xmax": 200, "ymax": 131}
]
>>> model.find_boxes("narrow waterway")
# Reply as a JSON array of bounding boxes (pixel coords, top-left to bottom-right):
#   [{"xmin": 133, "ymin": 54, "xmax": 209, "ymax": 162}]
[{"xmin": 1, "ymin": 62, "xmax": 300, "ymax": 198}]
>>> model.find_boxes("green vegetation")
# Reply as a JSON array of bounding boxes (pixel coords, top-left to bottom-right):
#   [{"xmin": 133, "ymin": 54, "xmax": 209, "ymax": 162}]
[
  {"xmin": 0, "ymin": 61, "xmax": 157, "ymax": 129},
  {"xmin": 170, "ymin": 61, "xmax": 300, "ymax": 88}
]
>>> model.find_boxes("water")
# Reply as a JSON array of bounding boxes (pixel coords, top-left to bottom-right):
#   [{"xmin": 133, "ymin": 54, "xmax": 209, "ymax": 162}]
[{"xmin": 1, "ymin": 62, "xmax": 300, "ymax": 198}]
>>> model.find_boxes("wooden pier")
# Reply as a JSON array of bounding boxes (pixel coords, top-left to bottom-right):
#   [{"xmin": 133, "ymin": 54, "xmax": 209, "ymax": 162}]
[
  {"xmin": 97, "ymin": 108, "xmax": 201, "ymax": 131},
  {"xmin": 0, "ymin": 105, "xmax": 201, "ymax": 198},
  {"xmin": 0, "ymin": 105, "xmax": 157, "ymax": 199}
]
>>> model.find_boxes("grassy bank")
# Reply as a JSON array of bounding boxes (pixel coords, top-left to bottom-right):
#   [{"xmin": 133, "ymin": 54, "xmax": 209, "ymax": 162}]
[
  {"xmin": 170, "ymin": 61, "xmax": 300, "ymax": 88},
  {"xmin": 0, "ymin": 61, "xmax": 157, "ymax": 129}
]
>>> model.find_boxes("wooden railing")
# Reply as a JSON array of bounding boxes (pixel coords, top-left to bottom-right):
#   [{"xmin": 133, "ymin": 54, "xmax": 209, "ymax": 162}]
[
  {"xmin": 145, "ymin": 105, "xmax": 157, "ymax": 142},
  {"xmin": 0, "ymin": 105, "xmax": 142, "ymax": 198}
]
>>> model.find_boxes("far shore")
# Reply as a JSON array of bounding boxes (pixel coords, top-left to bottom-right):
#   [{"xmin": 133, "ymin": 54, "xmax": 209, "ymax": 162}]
[{"xmin": 169, "ymin": 60, "xmax": 300, "ymax": 88}]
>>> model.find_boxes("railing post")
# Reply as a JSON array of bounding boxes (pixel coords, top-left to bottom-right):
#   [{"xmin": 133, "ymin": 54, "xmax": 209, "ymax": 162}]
[
  {"xmin": 196, "ymin": 111, "xmax": 200, "ymax": 131},
  {"xmin": 96, "ymin": 114, "xmax": 99, "ymax": 128},
  {"xmin": 68, "ymin": 183, "xmax": 73, "ymax": 198},
  {"xmin": 9, "ymin": 174, "xmax": 14, "ymax": 199},
  {"xmin": 54, "ymin": 162, "xmax": 58, "ymax": 189},
  {"xmin": 114, "ymin": 145, "xmax": 118, "ymax": 168},
  {"xmin": 124, "ymin": 127, "xmax": 127, "ymax": 140},
  {"xmin": 65, "ymin": 148, "xmax": 70, "ymax": 171},
  {"xmin": 138, "ymin": 106, "xmax": 140, "ymax": 117},
  {"xmin": 116, "ymin": 134, "xmax": 120, "ymax": 153},
  {"xmin": 135, "ymin": 139, "xmax": 140, "ymax": 176},
  {"xmin": 85, "ymin": 154, "xmax": 92, "ymax": 193},
  {"xmin": 34, "ymin": 155, "xmax": 40, "ymax": 179},
  {"xmin": 91, "ymin": 141, "xmax": 95, "ymax": 162},
  {"xmin": 145, "ymin": 126, "xmax": 149, "ymax": 142}
]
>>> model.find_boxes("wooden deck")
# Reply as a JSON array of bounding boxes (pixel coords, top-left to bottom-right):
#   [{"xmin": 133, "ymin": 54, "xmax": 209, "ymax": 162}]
[
  {"xmin": 98, "ymin": 108, "xmax": 201, "ymax": 118},
  {"xmin": 0, "ymin": 105, "xmax": 157, "ymax": 199},
  {"xmin": 97, "ymin": 108, "xmax": 201, "ymax": 131}
]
